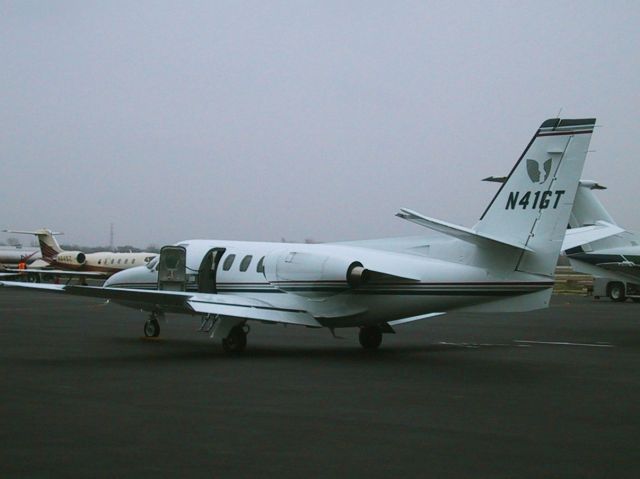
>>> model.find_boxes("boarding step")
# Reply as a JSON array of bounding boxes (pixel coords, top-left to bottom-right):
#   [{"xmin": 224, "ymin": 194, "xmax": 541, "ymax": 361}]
[{"xmin": 198, "ymin": 315, "xmax": 218, "ymax": 333}]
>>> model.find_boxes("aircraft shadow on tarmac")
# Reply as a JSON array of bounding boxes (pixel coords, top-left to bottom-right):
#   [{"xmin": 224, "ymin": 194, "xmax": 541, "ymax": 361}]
[{"xmin": 17, "ymin": 336, "xmax": 547, "ymax": 380}]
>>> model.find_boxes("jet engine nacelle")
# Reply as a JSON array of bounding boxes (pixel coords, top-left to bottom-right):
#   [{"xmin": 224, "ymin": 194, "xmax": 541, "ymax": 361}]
[
  {"xmin": 55, "ymin": 251, "xmax": 87, "ymax": 266},
  {"xmin": 263, "ymin": 250, "xmax": 369, "ymax": 296}
]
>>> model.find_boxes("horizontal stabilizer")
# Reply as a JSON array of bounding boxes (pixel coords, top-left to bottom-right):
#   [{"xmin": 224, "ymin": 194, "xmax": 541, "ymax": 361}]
[
  {"xmin": 396, "ymin": 208, "xmax": 533, "ymax": 252},
  {"xmin": 3, "ymin": 229, "xmax": 63, "ymax": 236},
  {"xmin": 562, "ymin": 221, "xmax": 624, "ymax": 251},
  {"xmin": 483, "ymin": 177, "xmax": 607, "ymax": 190}
]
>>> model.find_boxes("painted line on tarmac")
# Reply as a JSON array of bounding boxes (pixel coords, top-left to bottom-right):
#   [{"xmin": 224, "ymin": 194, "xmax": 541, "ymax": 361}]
[
  {"xmin": 438, "ymin": 341, "xmax": 510, "ymax": 349},
  {"xmin": 514, "ymin": 340, "xmax": 614, "ymax": 348}
]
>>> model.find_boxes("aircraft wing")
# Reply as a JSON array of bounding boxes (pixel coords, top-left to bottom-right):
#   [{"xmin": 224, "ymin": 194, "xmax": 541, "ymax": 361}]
[
  {"xmin": 0, "ymin": 272, "xmax": 21, "ymax": 278},
  {"xmin": 0, "ymin": 281, "xmax": 322, "ymax": 327},
  {"xmin": 590, "ymin": 262, "xmax": 640, "ymax": 279},
  {"xmin": 3, "ymin": 268, "xmax": 108, "ymax": 277},
  {"xmin": 562, "ymin": 222, "xmax": 625, "ymax": 251}
]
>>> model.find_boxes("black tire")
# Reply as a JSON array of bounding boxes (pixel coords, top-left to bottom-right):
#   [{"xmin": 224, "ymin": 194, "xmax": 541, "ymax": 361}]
[
  {"xmin": 144, "ymin": 319, "xmax": 160, "ymax": 338},
  {"xmin": 222, "ymin": 325, "xmax": 247, "ymax": 353},
  {"xmin": 609, "ymin": 282, "xmax": 626, "ymax": 302},
  {"xmin": 359, "ymin": 326, "xmax": 383, "ymax": 350}
]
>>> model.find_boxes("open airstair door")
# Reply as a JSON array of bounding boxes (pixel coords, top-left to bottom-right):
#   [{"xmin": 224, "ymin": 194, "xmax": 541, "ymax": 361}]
[
  {"xmin": 158, "ymin": 246, "xmax": 187, "ymax": 291},
  {"xmin": 198, "ymin": 248, "xmax": 226, "ymax": 293}
]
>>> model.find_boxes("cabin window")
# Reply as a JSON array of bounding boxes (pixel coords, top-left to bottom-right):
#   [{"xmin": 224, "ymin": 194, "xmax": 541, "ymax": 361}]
[
  {"xmin": 257, "ymin": 256, "xmax": 265, "ymax": 273},
  {"xmin": 111, "ymin": 259, "xmax": 115, "ymax": 264},
  {"xmin": 223, "ymin": 254, "xmax": 236, "ymax": 271},
  {"xmin": 117, "ymin": 259, "xmax": 122, "ymax": 264},
  {"xmin": 132, "ymin": 259, "xmax": 136, "ymax": 264},
  {"xmin": 124, "ymin": 259, "xmax": 129, "ymax": 264},
  {"xmin": 98, "ymin": 260, "xmax": 102, "ymax": 265},
  {"xmin": 240, "ymin": 255, "xmax": 252, "ymax": 272}
]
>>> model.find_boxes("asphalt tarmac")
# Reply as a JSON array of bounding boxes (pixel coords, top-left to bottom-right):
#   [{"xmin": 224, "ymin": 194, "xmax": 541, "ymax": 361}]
[{"xmin": 1, "ymin": 289, "xmax": 639, "ymax": 478}]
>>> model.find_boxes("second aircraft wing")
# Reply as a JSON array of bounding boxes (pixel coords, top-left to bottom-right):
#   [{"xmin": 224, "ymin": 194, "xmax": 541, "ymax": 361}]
[{"xmin": 0, "ymin": 281, "xmax": 322, "ymax": 327}]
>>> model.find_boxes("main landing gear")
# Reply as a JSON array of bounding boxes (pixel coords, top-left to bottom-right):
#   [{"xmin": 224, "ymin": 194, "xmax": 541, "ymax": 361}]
[
  {"xmin": 359, "ymin": 325, "xmax": 383, "ymax": 350},
  {"xmin": 144, "ymin": 312, "xmax": 162, "ymax": 338},
  {"xmin": 222, "ymin": 324, "xmax": 248, "ymax": 353},
  {"xmin": 608, "ymin": 282, "xmax": 626, "ymax": 302}
]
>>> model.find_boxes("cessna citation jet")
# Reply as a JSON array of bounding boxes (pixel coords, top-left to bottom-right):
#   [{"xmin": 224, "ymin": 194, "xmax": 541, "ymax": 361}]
[
  {"xmin": 1, "ymin": 118, "xmax": 596, "ymax": 352},
  {"xmin": 2, "ymin": 229, "xmax": 156, "ymax": 279}
]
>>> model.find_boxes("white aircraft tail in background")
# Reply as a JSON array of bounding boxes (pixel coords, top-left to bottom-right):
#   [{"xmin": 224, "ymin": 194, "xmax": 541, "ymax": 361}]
[
  {"xmin": 1, "ymin": 117, "xmax": 597, "ymax": 352},
  {"xmin": 563, "ymin": 181, "xmax": 640, "ymax": 302}
]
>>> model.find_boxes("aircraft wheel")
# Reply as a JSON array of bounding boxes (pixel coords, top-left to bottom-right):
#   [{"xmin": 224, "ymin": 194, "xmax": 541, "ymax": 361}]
[
  {"xmin": 144, "ymin": 318, "xmax": 160, "ymax": 338},
  {"xmin": 609, "ymin": 282, "xmax": 626, "ymax": 302},
  {"xmin": 359, "ymin": 326, "xmax": 383, "ymax": 350},
  {"xmin": 222, "ymin": 325, "xmax": 247, "ymax": 353}
]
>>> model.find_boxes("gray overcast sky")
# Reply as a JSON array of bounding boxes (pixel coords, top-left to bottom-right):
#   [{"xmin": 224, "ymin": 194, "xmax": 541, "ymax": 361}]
[{"xmin": 2, "ymin": 0, "xmax": 639, "ymax": 247}]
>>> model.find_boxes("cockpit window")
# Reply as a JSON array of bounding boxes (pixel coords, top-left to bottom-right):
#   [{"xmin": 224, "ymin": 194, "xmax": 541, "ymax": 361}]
[
  {"xmin": 146, "ymin": 257, "xmax": 159, "ymax": 270},
  {"xmin": 223, "ymin": 254, "xmax": 236, "ymax": 271},
  {"xmin": 257, "ymin": 256, "xmax": 265, "ymax": 273},
  {"xmin": 239, "ymin": 255, "xmax": 252, "ymax": 272}
]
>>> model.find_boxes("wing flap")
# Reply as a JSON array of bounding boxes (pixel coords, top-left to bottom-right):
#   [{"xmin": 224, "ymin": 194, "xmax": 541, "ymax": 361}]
[{"xmin": 187, "ymin": 300, "xmax": 321, "ymax": 327}]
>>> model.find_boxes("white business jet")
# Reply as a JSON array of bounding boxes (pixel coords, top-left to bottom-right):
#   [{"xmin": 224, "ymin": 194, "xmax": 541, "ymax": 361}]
[{"xmin": 0, "ymin": 118, "xmax": 596, "ymax": 352}]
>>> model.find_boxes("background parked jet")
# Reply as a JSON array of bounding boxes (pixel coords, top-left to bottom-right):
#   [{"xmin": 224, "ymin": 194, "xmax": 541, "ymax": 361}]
[
  {"xmin": 0, "ymin": 246, "xmax": 40, "ymax": 267},
  {"xmin": 3, "ymin": 229, "xmax": 156, "ymax": 279},
  {"xmin": 563, "ymin": 182, "xmax": 640, "ymax": 302},
  {"xmin": 0, "ymin": 246, "xmax": 41, "ymax": 278},
  {"xmin": 1, "ymin": 118, "xmax": 596, "ymax": 352}
]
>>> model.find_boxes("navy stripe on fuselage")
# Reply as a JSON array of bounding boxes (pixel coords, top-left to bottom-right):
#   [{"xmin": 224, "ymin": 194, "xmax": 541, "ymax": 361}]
[
  {"xmin": 107, "ymin": 281, "xmax": 551, "ymax": 296},
  {"xmin": 567, "ymin": 253, "xmax": 639, "ymax": 265}
]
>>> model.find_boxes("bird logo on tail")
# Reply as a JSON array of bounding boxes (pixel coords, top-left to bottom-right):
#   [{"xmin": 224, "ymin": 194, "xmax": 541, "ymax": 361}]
[{"xmin": 526, "ymin": 158, "xmax": 553, "ymax": 184}]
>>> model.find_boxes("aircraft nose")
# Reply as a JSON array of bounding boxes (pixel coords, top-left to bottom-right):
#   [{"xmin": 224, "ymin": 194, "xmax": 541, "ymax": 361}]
[
  {"xmin": 102, "ymin": 266, "xmax": 149, "ymax": 288},
  {"xmin": 104, "ymin": 269, "xmax": 128, "ymax": 288}
]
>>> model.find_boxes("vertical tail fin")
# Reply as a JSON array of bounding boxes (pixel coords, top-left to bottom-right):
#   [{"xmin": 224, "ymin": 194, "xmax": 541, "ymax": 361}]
[
  {"xmin": 3, "ymin": 229, "xmax": 64, "ymax": 261},
  {"xmin": 475, "ymin": 118, "xmax": 596, "ymax": 276},
  {"xmin": 570, "ymin": 181, "xmax": 616, "ymax": 227}
]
